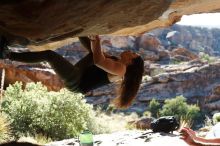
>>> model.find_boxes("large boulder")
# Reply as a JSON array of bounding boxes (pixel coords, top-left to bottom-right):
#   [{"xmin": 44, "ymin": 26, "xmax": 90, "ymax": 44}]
[
  {"xmin": 139, "ymin": 34, "xmax": 161, "ymax": 52},
  {"xmin": 170, "ymin": 47, "xmax": 198, "ymax": 62},
  {"xmin": 1, "ymin": 0, "xmax": 220, "ymax": 50},
  {"xmin": 45, "ymin": 130, "xmax": 188, "ymax": 146},
  {"xmin": 0, "ymin": 60, "xmax": 64, "ymax": 91},
  {"xmin": 152, "ymin": 24, "xmax": 220, "ymax": 56}
]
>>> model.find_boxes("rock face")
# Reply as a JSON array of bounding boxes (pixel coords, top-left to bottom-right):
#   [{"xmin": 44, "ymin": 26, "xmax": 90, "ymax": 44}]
[
  {"xmin": 45, "ymin": 130, "xmax": 188, "ymax": 146},
  {"xmin": 152, "ymin": 24, "xmax": 220, "ymax": 56},
  {"xmin": 139, "ymin": 62, "xmax": 220, "ymax": 107},
  {"xmin": 0, "ymin": 60, "xmax": 64, "ymax": 91},
  {"xmin": 1, "ymin": 0, "xmax": 220, "ymax": 49},
  {"xmin": 88, "ymin": 61, "xmax": 220, "ymax": 112}
]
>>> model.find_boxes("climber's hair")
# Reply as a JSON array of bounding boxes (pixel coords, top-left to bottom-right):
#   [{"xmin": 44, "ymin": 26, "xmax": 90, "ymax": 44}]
[{"xmin": 113, "ymin": 53, "xmax": 144, "ymax": 108}]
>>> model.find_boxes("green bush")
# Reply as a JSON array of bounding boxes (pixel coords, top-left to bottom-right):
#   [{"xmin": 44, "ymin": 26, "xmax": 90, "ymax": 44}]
[
  {"xmin": 199, "ymin": 52, "xmax": 216, "ymax": 63},
  {"xmin": 160, "ymin": 95, "xmax": 200, "ymax": 124},
  {"xmin": 148, "ymin": 99, "xmax": 160, "ymax": 118},
  {"xmin": 213, "ymin": 113, "xmax": 220, "ymax": 124},
  {"xmin": 1, "ymin": 82, "xmax": 99, "ymax": 140}
]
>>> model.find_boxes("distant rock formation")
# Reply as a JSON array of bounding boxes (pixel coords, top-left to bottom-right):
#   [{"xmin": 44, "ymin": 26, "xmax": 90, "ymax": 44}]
[
  {"xmin": 89, "ymin": 60, "xmax": 220, "ymax": 112},
  {"xmin": 2, "ymin": 28, "xmax": 220, "ymax": 112},
  {"xmin": 0, "ymin": 60, "xmax": 64, "ymax": 91},
  {"xmin": 152, "ymin": 24, "xmax": 220, "ymax": 56}
]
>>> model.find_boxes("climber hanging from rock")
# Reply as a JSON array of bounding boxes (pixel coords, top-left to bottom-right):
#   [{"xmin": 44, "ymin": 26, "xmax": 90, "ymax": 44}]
[{"xmin": 0, "ymin": 35, "xmax": 144, "ymax": 108}]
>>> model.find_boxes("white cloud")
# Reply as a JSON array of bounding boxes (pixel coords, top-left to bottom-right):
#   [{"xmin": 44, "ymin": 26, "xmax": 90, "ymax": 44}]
[{"xmin": 176, "ymin": 13, "xmax": 220, "ymax": 28}]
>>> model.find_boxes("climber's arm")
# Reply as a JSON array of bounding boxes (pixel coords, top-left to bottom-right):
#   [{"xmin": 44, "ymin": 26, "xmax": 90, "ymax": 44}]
[{"xmin": 89, "ymin": 35, "xmax": 126, "ymax": 77}]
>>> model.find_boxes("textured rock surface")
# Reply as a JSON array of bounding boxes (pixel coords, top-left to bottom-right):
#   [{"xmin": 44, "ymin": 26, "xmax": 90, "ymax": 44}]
[
  {"xmin": 1, "ymin": 0, "xmax": 220, "ymax": 49},
  {"xmin": 152, "ymin": 24, "xmax": 220, "ymax": 56},
  {"xmin": 89, "ymin": 61, "xmax": 220, "ymax": 112},
  {"xmin": 0, "ymin": 60, "xmax": 64, "ymax": 91},
  {"xmin": 45, "ymin": 130, "xmax": 187, "ymax": 146},
  {"xmin": 139, "ymin": 62, "xmax": 220, "ymax": 104}
]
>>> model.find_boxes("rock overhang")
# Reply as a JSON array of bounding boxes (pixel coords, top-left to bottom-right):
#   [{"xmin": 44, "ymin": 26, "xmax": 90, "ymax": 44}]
[{"xmin": 0, "ymin": 0, "xmax": 220, "ymax": 51}]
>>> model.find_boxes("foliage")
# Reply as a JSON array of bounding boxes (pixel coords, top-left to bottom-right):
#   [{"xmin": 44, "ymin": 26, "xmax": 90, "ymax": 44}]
[
  {"xmin": 90, "ymin": 109, "xmax": 139, "ymax": 133},
  {"xmin": 18, "ymin": 134, "xmax": 51, "ymax": 145},
  {"xmin": 204, "ymin": 115, "xmax": 213, "ymax": 127},
  {"xmin": 1, "ymin": 82, "xmax": 101, "ymax": 140},
  {"xmin": 150, "ymin": 68, "xmax": 165, "ymax": 76},
  {"xmin": 170, "ymin": 59, "xmax": 183, "ymax": 65},
  {"xmin": 143, "ymin": 111, "xmax": 151, "ymax": 117},
  {"xmin": 0, "ymin": 113, "xmax": 11, "ymax": 142},
  {"xmin": 159, "ymin": 95, "xmax": 200, "ymax": 125},
  {"xmin": 148, "ymin": 99, "xmax": 160, "ymax": 118},
  {"xmin": 125, "ymin": 122, "xmax": 137, "ymax": 130},
  {"xmin": 213, "ymin": 113, "xmax": 220, "ymax": 124},
  {"xmin": 33, "ymin": 134, "xmax": 52, "ymax": 145},
  {"xmin": 199, "ymin": 52, "xmax": 216, "ymax": 63}
]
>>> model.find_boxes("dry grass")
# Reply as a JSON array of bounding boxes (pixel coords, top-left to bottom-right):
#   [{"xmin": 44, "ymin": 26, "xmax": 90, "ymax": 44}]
[
  {"xmin": 18, "ymin": 134, "xmax": 52, "ymax": 145},
  {"xmin": 93, "ymin": 111, "xmax": 139, "ymax": 133},
  {"xmin": 0, "ymin": 114, "xmax": 11, "ymax": 142}
]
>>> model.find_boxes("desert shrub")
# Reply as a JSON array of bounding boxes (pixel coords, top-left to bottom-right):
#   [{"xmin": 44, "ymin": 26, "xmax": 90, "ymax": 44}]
[
  {"xmin": 90, "ymin": 109, "xmax": 140, "ymax": 132},
  {"xmin": 199, "ymin": 52, "xmax": 217, "ymax": 63},
  {"xmin": 148, "ymin": 99, "xmax": 160, "ymax": 118},
  {"xmin": 1, "ymin": 82, "xmax": 101, "ymax": 140},
  {"xmin": 213, "ymin": 113, "xmax": 220, "ymax": 124},
  {"xmin": 160, "ymin": 95, "xmax": 200, "ymax": 125},
  {"xmin": 18, "ymin": 134, "xmax": 52, "ymax": 145},
  {"xmin": 143, "ymin": 111, "xmax": 151, "ymax": 117},
  {"xmin": 203, "ymin": 115, "xmax": 213, "ymax": 128},
  {"xmin": 0, "ymin": 113, "xmax": 11, "ymax": 142}
]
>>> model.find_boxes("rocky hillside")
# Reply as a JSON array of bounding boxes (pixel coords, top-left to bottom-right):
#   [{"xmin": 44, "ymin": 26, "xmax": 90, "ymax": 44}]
[
  {"xmin": 83, "ymin": 28, "xmax": 220, "ymax": 113},
  {"xmin": 151, "ymin": 24, "xmax": 220, "ymax": 56},
  {"xmin": 1, "ymin": 25, "xmax": 220, "ymax": 113}
]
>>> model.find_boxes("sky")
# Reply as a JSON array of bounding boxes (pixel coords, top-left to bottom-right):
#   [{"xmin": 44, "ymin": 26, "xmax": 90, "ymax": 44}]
[{"xmin": 176, "ymin": 13, "xmax": 220, "ymax": 28}]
